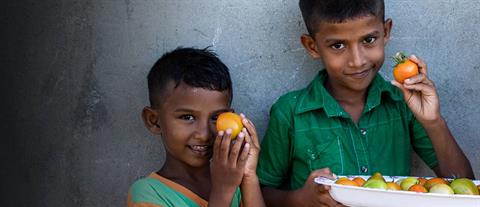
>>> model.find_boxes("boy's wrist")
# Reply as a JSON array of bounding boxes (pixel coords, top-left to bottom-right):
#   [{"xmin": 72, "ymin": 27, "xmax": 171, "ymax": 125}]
[
  {"xmin": 241, "ymin": 174, "xmax": 259, "ymax": 186},
  {"xmin": 287, "ymin": 188, "xmax": 306, "ymax": 206},
  {"xmin": 210, "ymin": 185, "xmax": 237, "ymax": 204},
  {"xmin": 421, "ymin": 116, "xmax": 445, "ymax": 129}
]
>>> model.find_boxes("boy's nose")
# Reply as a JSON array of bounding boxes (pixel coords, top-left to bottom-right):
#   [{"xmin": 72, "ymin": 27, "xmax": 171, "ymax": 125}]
[
  {"xmin": 193, "ymin": 122, "xmax": 212, "ymax": 141},
  {"xmin": 348, "ymin": 46, "xmax": 367, "ymax": 69}
]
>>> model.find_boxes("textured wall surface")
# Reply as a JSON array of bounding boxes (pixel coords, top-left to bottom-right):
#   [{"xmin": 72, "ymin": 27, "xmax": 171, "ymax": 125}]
[{"xmin": 3, "ymin": 0, "xmax": 480, "ymax": 206}]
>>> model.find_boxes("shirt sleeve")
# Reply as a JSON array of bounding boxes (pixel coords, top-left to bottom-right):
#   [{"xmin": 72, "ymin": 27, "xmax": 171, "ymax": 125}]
[
  {"xmin": 410, "ymin": 118, "xmax": 439, "ymax": 169},
  {"xmin": 127, "ymin": 179, "xmax": 168, "ymax": 207},
  {"xmin": 257, "ymin": 100, "xmax": 293, "ymax": 187}
]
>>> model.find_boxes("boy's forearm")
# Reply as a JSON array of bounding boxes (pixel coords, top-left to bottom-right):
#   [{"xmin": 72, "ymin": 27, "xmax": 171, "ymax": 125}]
[
  {"xmin": 422, "ymin": 117, "xmax": 474, "ymax": 179},
  {"xmin": 261, "ymin": 186, "xmax": 302, "ymax": 207},
  {"xmin": 240, "ymin": 176, "xmax": 265, "ymax": 207},
  {"xmin": 208, "ymin": 186, "xmax": 237, "ymax": 207}
]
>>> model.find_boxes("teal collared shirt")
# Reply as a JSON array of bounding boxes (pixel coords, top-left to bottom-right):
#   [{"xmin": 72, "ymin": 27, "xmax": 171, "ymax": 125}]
[{"xmin": 257, "ymin": 70, "xmax": 438, "ymax": 190}]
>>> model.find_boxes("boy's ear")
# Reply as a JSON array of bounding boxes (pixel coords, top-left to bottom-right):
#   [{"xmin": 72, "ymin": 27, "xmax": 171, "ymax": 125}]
[
  {"xmin": 300, "ymin": 34, "xmax": 322, "ymax": 59},
  {"xmin": 142, "ymin": 107, "xmax": 162, "ymax": 135},
  {"xmin": 383, "ymin": 18, "xmax": 393, "ymax": 45}
]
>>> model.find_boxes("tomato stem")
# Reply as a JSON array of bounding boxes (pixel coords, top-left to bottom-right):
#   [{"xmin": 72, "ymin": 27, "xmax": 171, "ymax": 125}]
[{"xmin": 392, "ymin": 51, "xmax": 408, "ymax": 66}]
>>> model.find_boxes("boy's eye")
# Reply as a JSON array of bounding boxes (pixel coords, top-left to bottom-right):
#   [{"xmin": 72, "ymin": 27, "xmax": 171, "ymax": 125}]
[
  {"xmin": 211, "ymin": 114, "xmax": 219, "ymax": 122},
  {"xmin": 330, "ymin": 43, "xmax": 345, "ymax": 50},
  {"xmin": 363, "ymin": 37, "xmax": 377, "ymax": 44},
  {"xmin": 179, "ymin": 115, "xmax": 195, "ymax": 121}
]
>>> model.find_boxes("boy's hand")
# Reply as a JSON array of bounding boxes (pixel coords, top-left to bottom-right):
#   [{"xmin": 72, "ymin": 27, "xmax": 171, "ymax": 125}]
[
  {"xmin": 210, "ymin": 129, "xmax": 251, "ymax": 194},
  {"xmin": 391, "ymin": 55, "xmax": 441, "ymax": 123},
  {"xmin": 239, "ymin": 113, "xmax": 261, "ymax": 180},
  {"xmin": 294, "ymin": 168, "xmax": 345, "ymax": 207}
]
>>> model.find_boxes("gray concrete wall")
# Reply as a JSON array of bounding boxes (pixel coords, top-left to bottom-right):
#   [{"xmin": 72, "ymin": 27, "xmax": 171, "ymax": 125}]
[{"xmin": 3, "ymin": 0, "xmax": 479, "ymax": 206}]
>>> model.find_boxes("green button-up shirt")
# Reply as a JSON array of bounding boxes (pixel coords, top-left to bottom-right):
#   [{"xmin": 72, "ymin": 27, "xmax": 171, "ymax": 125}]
[{"xmin": 257, "ymin": 70, "xmax": 438, "ymax": 190}]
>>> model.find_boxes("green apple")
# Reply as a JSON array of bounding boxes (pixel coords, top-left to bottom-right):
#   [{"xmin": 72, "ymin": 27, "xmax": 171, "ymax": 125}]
[
  {"xmin": 368, "ymin": 172, "xmax": 386, "ymax": 182},
  {"xmin": 400, "ymin": 177, "xmax": 419, "ymax": 191},
  {"xmin": 429, "ymin": 183, "xmax": 454, "ymax": 194},
  {"xmin": 363, "ymin": 179, "xmax": 387, "ymax": 190},
  {"xmin": 450, "ymin": 178, "xmax": 479, "ymax": 195}
]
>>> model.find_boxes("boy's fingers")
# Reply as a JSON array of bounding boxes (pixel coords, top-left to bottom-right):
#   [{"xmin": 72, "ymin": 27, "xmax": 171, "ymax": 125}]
[
  {"xmin": 242, "ymin": 128, "xmax": 252, "ymax": 145},
  {"xmin": 391, "ymin": 80, "xmax": 411, "ymax": 96},
  {"xmin": 240, "ymin": 115, "xmax": 260, "ymax": 147},
  {"xmin": 220, "ymin": 129, "xmax": 232, "ymax": 163},
  {"xmin": 403, "ymin": 82, "xmax": 435, "ymax": 94},
  {"xmin": 316, "ymin": 184, "xmax": 331, "ymax": 192},
  {"xmin": 409, "ymin": 54, "xmax": 428, "ymax": 75},
  {"xmin": 213, "ymin": 131, "xmax": 224, "ymax": 160},
  {"xmin": 237, "ymin": 142, "xmax": 250, "ymax": 166},
  {"xmin": 404, "ymin": 74, "xmax": 432, "ymax": 86},
  {"xmin": 228, "ymin": 132, "xmax": 245, "ymax": 166},
  {"xmin": 309, "ymin": 168, "xmax": 336, "ymax": 180}
]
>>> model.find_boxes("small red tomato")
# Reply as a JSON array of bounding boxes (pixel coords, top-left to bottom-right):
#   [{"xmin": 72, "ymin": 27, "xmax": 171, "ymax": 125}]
[{"xmin": 392, "ymin": 52, "xmax": 419, "ymax": 83}]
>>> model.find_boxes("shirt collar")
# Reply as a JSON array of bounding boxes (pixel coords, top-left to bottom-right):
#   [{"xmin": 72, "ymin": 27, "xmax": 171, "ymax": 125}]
[{"xmin": 295, "ymin": 69, "xmax": 403, "ymax": 116}]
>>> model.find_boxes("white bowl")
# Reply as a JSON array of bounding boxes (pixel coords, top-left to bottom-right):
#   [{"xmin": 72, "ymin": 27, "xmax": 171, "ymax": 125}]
[{"xmin": 314, "ymin": 176, "xmax": 480, "ymax": 207}]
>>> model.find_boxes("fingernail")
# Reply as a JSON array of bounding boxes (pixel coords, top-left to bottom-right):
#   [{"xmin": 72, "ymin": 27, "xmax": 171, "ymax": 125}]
[
  {"xmin": 242, "ymin": 119, "xmax": 248, "ymax": 124},
  {"xmin": 405, "ymin": 79, "xmax": 411, "ymax": 83},
  {"xmin": 225, "ymin": 128, "xmax": 232, "ymax": 134},
  {"xmin": 332, "ymin": 173, "xmax": 337, "ymax": 179},
  {"xmin": 240, "ymin": 113, "xmax": 245, "ymax": 118},
  {"xmin": 238, "ymin": 132, "xmax": 244, "ymax": 138},
  {"xmin": 411, "ymin": 54, "xmax": 417, "ymax": 59},
  {"xmin": 244, "ymin": 143, "xmax": 250, "ymax": 148},
  {"xmin": 218, "ymin": 131, "xmax": 224, "ymax": 136}
]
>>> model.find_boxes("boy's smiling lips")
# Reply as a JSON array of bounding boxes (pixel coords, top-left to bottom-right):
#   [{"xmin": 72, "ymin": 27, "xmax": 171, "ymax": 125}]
[
  {"xmin": 188, "ymin": 144, "xmax": 212, "ymax": 156},
  {"xmin": 347, "ymin": 69, "xmax": 372, "ymax": 79}
]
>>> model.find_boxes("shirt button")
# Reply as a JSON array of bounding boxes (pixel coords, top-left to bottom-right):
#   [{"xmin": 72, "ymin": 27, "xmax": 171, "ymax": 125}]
[
  {"xmin": 361, "ymin": 166, "xmax": 368, "ymax": 173},
  {"xmin": 360, "ymin": 128, "xmax": 367, "ymax": 136}
]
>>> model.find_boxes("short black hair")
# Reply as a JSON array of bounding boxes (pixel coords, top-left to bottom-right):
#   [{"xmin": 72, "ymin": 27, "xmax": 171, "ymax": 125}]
[
  {"xmin": 299, "ymin": 0, "xmax": 385, "ymax": 35},
  {"xmin": 147, "ymin": 47, "xmax": 232, "ymax": 107}
]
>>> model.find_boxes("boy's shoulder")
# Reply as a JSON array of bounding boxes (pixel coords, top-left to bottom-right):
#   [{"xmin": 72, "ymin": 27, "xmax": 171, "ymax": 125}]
[
  {"xmin": 128, "ymin": 174, "xmax": 174, "ymax": 206},
  {"xmin": 129, "ymin": 176, "xmax": 166, "ymax": 198}
]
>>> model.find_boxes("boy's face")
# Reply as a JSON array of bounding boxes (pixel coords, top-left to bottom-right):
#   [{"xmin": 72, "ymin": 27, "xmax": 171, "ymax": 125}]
[
  {"xmin": 301, "ymin": 15, "xmax": 392, "ymax": 92},
  {"xmin": 143, "ymin": 81, "xmax": 231, "ymax": 168}
]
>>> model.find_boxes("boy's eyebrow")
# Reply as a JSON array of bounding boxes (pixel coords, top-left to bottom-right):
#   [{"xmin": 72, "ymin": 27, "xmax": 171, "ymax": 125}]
[
  {"xmin": 174, "ymin": 108, "xmax": 232, "ymax": 113},
  {"xmin": 362, "ymin": 30, "xmax": 381, "ymax": 38},
  {"xmin": 324, "ymin": 30, "xmax": 382, "ymax": 44}
]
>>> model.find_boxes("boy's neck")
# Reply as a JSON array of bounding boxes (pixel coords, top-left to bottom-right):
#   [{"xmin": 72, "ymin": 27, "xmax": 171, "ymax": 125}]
[
  {"xmin": 324, "ymin": 78, "xmax": 367, "ymax": 105},
  {"xmin": 324, "ymin": 78, "xmax": 367, "ymax": 124},
  {"xmin": 158, "ymin": 157, "xmax": 211, "ymax": 184}
]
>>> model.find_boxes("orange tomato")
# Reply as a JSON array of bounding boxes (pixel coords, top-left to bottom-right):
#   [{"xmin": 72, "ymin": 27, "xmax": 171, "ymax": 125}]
[
  {"xmin": 216, "ymin": 112, "xmax": 243, "ymax": 139},
  {"xmin": 386, "ymin": 182, "xmax": 401, "ymax": 191},
  {"xmin": 424, "ymin": 177, "xmax": 449, "ymax": 190},
  {"xmin": 353, "ymin": 177, "xmax": 366, "ymax": 186},
  {"xmin": 408, "ymin": 184, "xmax": 428, "ymax": 193},
  {"xmin": 392, "ymin": 52, "xmax": 418, "ymax": 83},
  {"xmin": 417, "ymin": 177, "xmax": 427, "ymax": 186},
  {"xmin": 335, "ymin": 178, "xmax": 360, "ymax": 187}
]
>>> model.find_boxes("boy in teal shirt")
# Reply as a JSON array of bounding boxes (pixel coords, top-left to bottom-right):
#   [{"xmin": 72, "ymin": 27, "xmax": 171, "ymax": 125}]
[
  {"xmin": 257, "ymin": 0, "xmax": 474, "ymax": 206},
  {"xmin": 128, "ymin": 47, "xmax": 265, "ymax": 207}
]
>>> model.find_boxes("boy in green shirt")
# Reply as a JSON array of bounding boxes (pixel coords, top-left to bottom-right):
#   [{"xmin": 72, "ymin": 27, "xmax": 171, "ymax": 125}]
[{"xmin": 257, "ymin": 0, "xmax": 474, "ymax": 206}]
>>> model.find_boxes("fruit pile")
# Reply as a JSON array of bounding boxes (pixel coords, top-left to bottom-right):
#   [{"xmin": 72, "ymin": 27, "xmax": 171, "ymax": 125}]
[{"xmin": 335, "ymin": 172, "xmax": 480, "ymax": 195}]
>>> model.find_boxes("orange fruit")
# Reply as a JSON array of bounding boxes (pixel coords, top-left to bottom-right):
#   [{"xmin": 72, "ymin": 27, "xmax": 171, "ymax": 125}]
[
  {"xmin": 418, "ymin": 177, "xmax": 427, "ymax": 186},
  {"xmin": 216, "ymin": 112, "xmax": 243, "ymax": 139},
  {"xmin": 424, "ymin": 177, "xmax": 449, "ymax": 190},
  {"xmin": 386, "ymin": 182, "xmax": 401, "ymax": 191},
  {"xmin": 353, "ymin": 177, "xmax": 366, "ymax": 186},
  {"xmin": 409, "ymin": 184, "xmax": 428, "ymax": 193},
  {"xmin": 392, "ymin": 52, "xmax": 419, "ymax": 83},
  {"xmin": 335, "ymin": 178, "xmax": 360, "ymax": 187}
]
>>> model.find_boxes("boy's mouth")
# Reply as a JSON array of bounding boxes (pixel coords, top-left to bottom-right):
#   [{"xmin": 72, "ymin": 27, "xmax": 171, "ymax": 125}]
[
  {"xmin": 188, "ymin": 145, "xmax": 212, "ymax": 156},
  {"xmin": 349, "ymin": 69, "xmax": 371, "ymax": 79}
]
